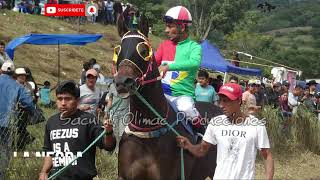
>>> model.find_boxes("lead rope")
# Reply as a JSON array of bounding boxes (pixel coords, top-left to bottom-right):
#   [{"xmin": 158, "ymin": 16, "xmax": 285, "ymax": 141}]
[
  {"xmin": 47, "ymin": 99, "xmax": 123, "ymax": 180},
  {"xmin": 132, "ymin": 89, "xmax": 185, "ymax": 180}
]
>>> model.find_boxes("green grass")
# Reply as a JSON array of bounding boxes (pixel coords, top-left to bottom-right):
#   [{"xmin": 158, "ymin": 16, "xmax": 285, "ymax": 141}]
[
  {"xmin": 6, "ymin": 105, "xmax": 320, "ymax": 180},
  {"xmin": 2, "ymin": 9, "xmax": 320, "ymax": 180},
  {"xmin": 6, "ymin": 106, "xmax": 118, "ymax": 180},
  {"xmin": 0, "ymin": 10, "xmax": 162, "ymax": 85}
]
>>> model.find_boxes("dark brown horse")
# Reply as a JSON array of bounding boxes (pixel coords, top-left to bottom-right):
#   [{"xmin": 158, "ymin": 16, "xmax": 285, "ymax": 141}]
[{"xmin": 114, "ymin": 14, "xmax": 221, "ymax": 180}]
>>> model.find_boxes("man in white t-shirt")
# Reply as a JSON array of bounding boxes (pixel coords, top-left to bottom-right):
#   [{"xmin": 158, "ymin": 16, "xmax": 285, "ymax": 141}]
[
  {"xmin": 79, "ymin": 69, "xmax": 101, "ymax": 116},
  {"xmin": 288, "ymin": 84, "xmax": 303, "ymax": 114},
  {"xmin": 177, "ymin": 83, "xmax": 274, "ymax": 180}
]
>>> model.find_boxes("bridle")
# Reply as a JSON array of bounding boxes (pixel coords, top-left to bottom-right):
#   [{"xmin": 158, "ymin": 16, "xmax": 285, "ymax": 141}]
[
  {"xmin": 113, "ymin": 31, "xmax": 170, "ymax": 132},
  {"xmin": 113, "ymin": 31, "xmax": 162, "ymax": 88}
]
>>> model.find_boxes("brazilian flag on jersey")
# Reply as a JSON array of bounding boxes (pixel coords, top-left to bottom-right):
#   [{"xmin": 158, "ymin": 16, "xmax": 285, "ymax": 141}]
[{"xmin": 155, "ymin": 38, "xmax": 202, "ymax": 98}]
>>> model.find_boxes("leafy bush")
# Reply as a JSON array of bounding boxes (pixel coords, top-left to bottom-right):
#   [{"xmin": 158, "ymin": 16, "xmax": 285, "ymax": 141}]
[{"xmin": 261, "ymin": 106, "xmax": 320, "ymax": 154}]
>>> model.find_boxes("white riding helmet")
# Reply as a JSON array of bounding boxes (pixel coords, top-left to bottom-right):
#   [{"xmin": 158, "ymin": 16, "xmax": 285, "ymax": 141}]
[{"xmin": 163, "ymin": 6, "xmax": 192, "ymax": 26}]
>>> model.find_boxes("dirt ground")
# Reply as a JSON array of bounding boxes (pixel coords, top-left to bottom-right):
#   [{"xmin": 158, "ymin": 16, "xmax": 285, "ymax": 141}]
[{"xmin": 255, "ymin": 151, "xmax": 320, "ymax": 179}]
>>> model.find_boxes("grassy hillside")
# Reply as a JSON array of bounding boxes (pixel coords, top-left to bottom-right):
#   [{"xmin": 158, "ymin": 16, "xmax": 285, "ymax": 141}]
[
  {"xmin": 220, "ymin": 0, "xmax": 320, "ymax": 78},
  {"xmin": 1, "ymin": 9, "xmax": 320, "ymax": 180},
  {"xmin": 0, "ymin": 10, "xmax": 162, "ymax": 85}
]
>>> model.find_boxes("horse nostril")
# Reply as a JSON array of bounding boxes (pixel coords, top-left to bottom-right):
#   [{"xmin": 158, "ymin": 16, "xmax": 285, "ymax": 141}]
[
  {"xmin": 116, "ymin": 82, "xmax": 121, "ymax": 88},
  {"xmin": 124, "ymin": 78, "xmax": 136, "ymax": 89},
  {"xmin": 115, "ymin": 76, "xmax": 136, "ymax": 90}
]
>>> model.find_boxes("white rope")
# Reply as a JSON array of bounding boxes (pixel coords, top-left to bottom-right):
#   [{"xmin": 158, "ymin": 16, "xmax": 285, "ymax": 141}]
[
  {"xmin": 222, "ymin": 49, "xmax": 301, "ymax": 71},
  {"xmin": 225, "ymin": 59, "xmax": 274, "ymax": 68}
]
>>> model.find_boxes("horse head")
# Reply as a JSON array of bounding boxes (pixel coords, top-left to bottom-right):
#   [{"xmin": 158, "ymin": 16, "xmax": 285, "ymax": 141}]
[{"xmin": 113, "ymin": 14, "xmax": 160, "ymax": 98}]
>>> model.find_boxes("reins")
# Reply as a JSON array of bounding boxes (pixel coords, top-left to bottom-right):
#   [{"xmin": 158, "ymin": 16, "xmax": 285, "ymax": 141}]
[
  {"xmin": 47, "ymin": 99, "xmax": 123, "ymax": 180},
  {"xmin": 131, "ymin": 88, "xmax": 186, "ymax": 180}
]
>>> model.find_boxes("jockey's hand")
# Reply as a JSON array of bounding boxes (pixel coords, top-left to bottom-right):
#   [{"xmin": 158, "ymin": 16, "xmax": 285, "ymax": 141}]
[
  {"xmin": 176, "ymin": 136, "xmax": 191, "ymax": 149},
  {"xmin": 158, "ymin": 65, "xmax": 169, "ymax": 78}
]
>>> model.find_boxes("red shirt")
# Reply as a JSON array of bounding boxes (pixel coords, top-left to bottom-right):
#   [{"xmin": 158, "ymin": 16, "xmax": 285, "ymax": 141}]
[{"xmin": 155, "ymin": 40, "xmax": 177, "ymax": 66}]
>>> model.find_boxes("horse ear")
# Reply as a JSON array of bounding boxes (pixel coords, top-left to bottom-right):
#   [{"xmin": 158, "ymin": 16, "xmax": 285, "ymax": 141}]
[
  {"xmin": 117, "ymin": 14, "xmax": 129, "ymax": 37},
  {"xmin": 138, "ymin": 14, "xmax": 149, "ymax": 37}
]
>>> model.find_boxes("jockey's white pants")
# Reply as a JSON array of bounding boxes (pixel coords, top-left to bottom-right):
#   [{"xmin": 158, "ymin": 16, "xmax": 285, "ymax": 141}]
[{"xmin": 164, "ymin": 94, "xmax": 200, "ymax": 121}]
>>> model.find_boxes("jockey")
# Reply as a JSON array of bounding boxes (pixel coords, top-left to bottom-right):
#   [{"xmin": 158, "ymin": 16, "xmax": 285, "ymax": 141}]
[{"xmin": 155, "ymin": 6, "xmax": 204, "ymax": 133}]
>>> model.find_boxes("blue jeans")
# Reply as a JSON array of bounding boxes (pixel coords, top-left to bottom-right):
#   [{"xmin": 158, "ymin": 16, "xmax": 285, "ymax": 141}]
[
  {"xmin": 18, "ymin": 5, "xmax": 27, "ymax": 13},
  {"xmin": 106, "ymin": 10, "xmax": 113, "ymax": 24}
]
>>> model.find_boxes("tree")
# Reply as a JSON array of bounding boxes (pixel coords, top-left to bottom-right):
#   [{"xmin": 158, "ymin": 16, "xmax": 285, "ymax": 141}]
[
  {"xmin": 181, "ymin": 0, "xmax": 250, "ymax": 40},
  {"xmin": 126, "ymin": 0, "xmax": 166, "ymax": 35}
]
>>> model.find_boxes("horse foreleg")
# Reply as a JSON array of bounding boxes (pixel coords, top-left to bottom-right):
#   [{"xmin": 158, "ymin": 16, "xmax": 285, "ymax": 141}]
[{"xmin": 146, "ymin": 162, "xmax": 160, "ymax": 180}]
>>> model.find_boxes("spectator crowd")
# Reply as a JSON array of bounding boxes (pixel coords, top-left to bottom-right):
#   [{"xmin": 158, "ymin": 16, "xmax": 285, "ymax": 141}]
[{"xmin": 194, "ymin": 69, "xmax": 320, "ymax": 122}]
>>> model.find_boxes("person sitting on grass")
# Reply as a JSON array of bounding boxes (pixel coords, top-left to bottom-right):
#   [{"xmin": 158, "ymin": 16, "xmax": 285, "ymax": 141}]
[{"xmin": 39, "ymin": 81, "xmax": 57, "ymax": 108}]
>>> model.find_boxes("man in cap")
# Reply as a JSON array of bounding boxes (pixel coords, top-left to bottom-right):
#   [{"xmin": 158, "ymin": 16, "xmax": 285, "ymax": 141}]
[
  {"xmin": 176, "ymin": 83, "xmax": 274, "ymax": 180},
  {"xmin": 288, "ymin": 83, "xmax": 304, "ymax": 114},
  {"xmin": 15, "ymin": 67, "xmax": 36, "ymax": 150},
  {"xmin": 242, "ymin": 79, "xmax": 261, "ymax": 114},
  {"xmin": 282, "ymin": 80, "xmax": 290, "ymax": 93},
  {"xmin": 0, "ymin": 61, "xmax": 35, "ymax": 179},
  {"xmin": 255, "ymin": 79, "xmax": 267, "ymax": 107},
  {"xmin": 39, "ymin": 80, "xmax": 116, "ymax": 180},
  {"xmin": 155, "ymin": 6, "xmax": 203, "ymax": 132},
  {"xmin": 79, "ymin": 69, "xmax": 101, "ymax": 115},
  {"xmin": 307, "ymin": 80, "xmax": 318, "ymax": 95},
  {"xmin": 15, "ymin": 67, "xmax": 34, "ymax": 95},
  {"xmin": 79, "ymin": 69, "xmax": 102, "ymax": 116},
  {"xmin": 266, "ymin": 82, "xmax": 282, "ymax": 108}
]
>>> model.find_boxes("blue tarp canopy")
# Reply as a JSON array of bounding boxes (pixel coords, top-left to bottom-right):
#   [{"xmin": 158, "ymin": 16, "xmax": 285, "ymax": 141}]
[
  {"xmin": 200, "ymin": 40, "xmax": 262, "ymax": 76},
  {"xmin": 5, "ymin": 34, "xmax": 103, "ymax": 59}
]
